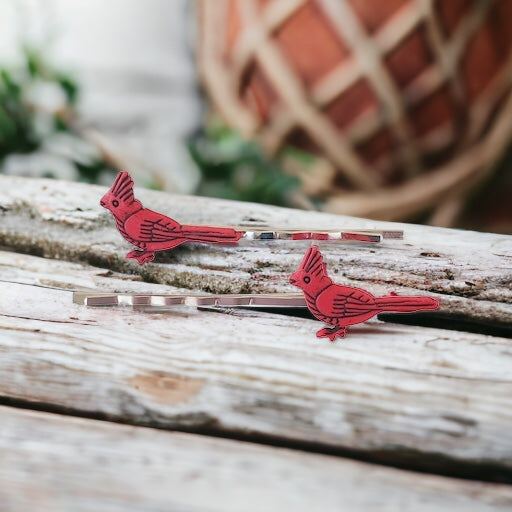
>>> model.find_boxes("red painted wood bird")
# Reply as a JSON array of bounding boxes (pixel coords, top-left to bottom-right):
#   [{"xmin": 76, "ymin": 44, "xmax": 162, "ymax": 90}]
[
  {"xmin": 289, "ymin": 245, "xmax": 440, "ymax": 341},
  {"xmin": 100, "ymin": 172, "xmax": 243, "ymax": 264}
]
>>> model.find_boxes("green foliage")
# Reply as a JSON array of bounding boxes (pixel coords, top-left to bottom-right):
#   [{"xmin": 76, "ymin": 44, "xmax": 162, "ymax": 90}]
[
  {"xmin": 188, "ymin": 120, "xmax": 299, "ymax": 206},
  {"xmin": 0, "ymin": 47, "xmax": 114, "ymax": 183},
  {"xmin": 0, "ymin": 67, "xmax": 40, "ymax": 159}
]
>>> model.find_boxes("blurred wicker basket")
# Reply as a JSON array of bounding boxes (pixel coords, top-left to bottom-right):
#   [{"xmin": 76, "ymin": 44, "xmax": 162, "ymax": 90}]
[{"xmin": 198, "ymin": 0, "xmax": 512, "ymax": 223}]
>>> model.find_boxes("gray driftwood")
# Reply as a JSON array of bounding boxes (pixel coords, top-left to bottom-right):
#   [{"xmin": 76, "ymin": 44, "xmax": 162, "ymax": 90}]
[
  {"xmin": 0, "ymin": 176, "xmax": 511, "ymax": 331},
  {"xmin": 1, "ymin": 406, "xmax": 512, "ymax": 512},
  {"xmin": 1, "ymin": 250, "xmax": 511, "ymax": 480},
  {"xmin": 1, "ymin": 176, "xmax": 512, "ymax": 508}
]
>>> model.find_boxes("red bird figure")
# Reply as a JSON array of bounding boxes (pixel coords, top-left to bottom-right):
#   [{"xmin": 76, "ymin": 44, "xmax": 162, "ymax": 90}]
[
  {"xmin": 289, "ymin": 245, "xmax": 440, "ymax": 341},
  {"xmin": 100, "ymin": 171, "xmax": 243, "ymax": 264}
]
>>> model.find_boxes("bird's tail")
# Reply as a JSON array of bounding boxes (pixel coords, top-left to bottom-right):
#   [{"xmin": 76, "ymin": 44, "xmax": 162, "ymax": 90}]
[
  {"xmin": 181, "ymin": 225, "xmax": 244, "ymax": 245},
  {"xmin": 375, "ymin": 294, "xmax": 439, "ymax": 313}
]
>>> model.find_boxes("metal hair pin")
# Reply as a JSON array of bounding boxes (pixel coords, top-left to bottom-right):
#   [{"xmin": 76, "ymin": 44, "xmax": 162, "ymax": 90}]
[
  {"xmin": 100, "ymin": 172, "xmax": 403, "ymax": 264},
  {"xmin": 74, "ymin": 246, "xmax": 439, "ymax": 342}
]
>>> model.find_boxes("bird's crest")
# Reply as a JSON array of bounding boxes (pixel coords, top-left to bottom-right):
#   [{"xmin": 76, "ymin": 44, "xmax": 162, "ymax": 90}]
[
  {"xmin": 299, "ymin": 245, "xmax": 327, "ymax": 278},
  {"xmin": 109, "ymin": 171, "xmax": 135, "ymax": 203}
]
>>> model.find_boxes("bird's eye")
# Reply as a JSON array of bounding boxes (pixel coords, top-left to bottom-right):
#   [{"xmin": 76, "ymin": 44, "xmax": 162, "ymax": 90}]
[
  {"xmin": 112, "ymin": 199, "xmax": 119, "ymax": 207},
  {"xmin": 303, "ymin": 276, "xmax": 311, "ymax": 284}
]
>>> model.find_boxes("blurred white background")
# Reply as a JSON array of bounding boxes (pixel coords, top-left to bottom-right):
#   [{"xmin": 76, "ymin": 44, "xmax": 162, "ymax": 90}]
[{"xmin": 0, "ymin": 0, "xmax": 202, "ymax": 192}]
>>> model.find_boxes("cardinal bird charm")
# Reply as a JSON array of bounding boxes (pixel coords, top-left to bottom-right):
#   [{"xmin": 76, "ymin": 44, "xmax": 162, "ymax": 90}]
[
  {"xmin": 290, "ymin": 246, "xmax": 440, "ymax": 341},
  {"xmin": 100, "ymin": 172, "xmax": 243, "ymax": 264}
]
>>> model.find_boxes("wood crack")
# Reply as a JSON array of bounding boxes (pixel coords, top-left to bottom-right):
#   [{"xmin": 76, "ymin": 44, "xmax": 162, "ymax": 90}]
[{"xmin": 0, "ymin": 394, "xmax": 511, "ymax": 485}]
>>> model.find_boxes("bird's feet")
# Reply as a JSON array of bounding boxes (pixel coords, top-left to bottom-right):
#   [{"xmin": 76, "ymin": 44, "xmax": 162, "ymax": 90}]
[
  {"xmin": 126, "ymin": 250, "xmax": 155, "ymax": 265},
  {"xmin": 316, "ymin": 326, "xmax": 348, "ymax": 342}
]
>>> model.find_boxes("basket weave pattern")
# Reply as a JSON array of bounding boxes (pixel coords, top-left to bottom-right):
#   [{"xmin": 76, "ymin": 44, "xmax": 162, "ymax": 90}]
[{"xmin": 199, "ymin": 0, "xmax": 512, "ymax": 220}]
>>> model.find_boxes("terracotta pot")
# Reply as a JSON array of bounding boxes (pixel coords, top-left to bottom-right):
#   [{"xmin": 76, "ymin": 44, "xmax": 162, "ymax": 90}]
[{"xmin": 198, "ymin": 0, "xmax": 512, "ymax": 222}]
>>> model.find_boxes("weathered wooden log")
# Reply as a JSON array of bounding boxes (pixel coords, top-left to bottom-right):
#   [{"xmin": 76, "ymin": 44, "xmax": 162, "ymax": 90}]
[
  {"xmin": 2, "ymin": 406, "xmax": 512, "ymax": 512},
  {"xmin": 0, "ymin": 176, "xmax": 511, "ymax": 332},
  {"xmin": 1, "ymin": 250, "xmax": 511, "ymax": 481}
]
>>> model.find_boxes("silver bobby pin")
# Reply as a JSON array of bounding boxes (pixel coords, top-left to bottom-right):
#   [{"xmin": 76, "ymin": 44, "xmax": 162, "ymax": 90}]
[
  {"xmin": 240, "ymin": 230, "xmax": 403, "ymax": 243},
  {"xmin": 102, "ymin": 171, "xmax": 403, "ymax": 265},
  {"xmin": 73, "ymin": 292, "xmax": 306, "ymax": 308}
]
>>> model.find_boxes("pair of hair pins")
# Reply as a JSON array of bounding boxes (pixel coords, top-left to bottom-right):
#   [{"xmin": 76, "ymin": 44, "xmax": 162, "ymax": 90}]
[{"xmin": 74, "ymin": 172, "xmax": 439, "ymax": 342}]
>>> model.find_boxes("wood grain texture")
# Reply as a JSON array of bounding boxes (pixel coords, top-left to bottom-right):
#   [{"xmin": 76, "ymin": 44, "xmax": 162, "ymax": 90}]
[
  {"xmin": 2, "ymin": 406, "xmax": 512, "ymax": 512},
  {"xmin": 0, "ymin": 176, "xmax": 511, "ymax": 331},
  {"xmin": 1, "ymin": 251, "xmax": 511, "ymax": 479}
]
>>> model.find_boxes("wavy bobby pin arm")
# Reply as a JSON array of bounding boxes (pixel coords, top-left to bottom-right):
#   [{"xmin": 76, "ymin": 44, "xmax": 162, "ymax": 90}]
[
  {"xmin": 73, "ymin": 292, "xmax": 306, "ymax": 308},
  {"xmin": 240, "ymin": 230, "xmax": 403, "ymax": 243}
]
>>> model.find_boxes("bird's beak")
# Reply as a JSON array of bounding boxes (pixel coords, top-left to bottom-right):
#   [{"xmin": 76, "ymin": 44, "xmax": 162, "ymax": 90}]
[
  {"xmin": 289, "ymin": 272, "xmax": 298, "ymax": 286},
  {"xmin": 100, "ymin": 198, "xmax": 106, "ymax": 208}
]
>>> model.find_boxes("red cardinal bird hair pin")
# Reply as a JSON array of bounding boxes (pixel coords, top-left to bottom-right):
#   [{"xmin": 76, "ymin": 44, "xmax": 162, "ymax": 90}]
[
  {"xmin": 101, "ymin": 171, "xmax": 403, "ymax": 264},
  {"xmin": 75, "ymin": 244, "xmax": 440, "ymax": 343},
  {"xmin": 100, "ymin": 171, "xmax": 243, "ymax": 264},
  {"xmin": 289, "ymin": 245, "xmax": 440, "ymax": 341}
]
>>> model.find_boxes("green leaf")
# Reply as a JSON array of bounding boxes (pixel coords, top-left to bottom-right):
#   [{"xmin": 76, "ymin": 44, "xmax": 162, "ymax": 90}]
[
  {"xmin": 56, "ymin": 73, "xmax": 79, "ymax": 104},
  {"xmin": 188, "ymin": 123, "xmax": 299, "ymax": 207}
]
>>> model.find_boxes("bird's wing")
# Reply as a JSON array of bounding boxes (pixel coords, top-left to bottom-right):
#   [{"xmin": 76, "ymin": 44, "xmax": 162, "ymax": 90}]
[
  {"xmin": 317, "ymin": 285, "xmax": 376, "ymax": 318},
  {"xmin": 127, "ymin": 210, "xmax": 181, "ymax": 243}
]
